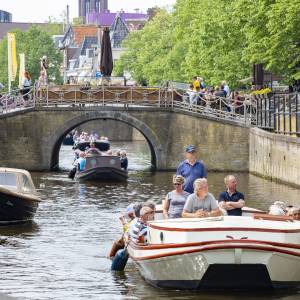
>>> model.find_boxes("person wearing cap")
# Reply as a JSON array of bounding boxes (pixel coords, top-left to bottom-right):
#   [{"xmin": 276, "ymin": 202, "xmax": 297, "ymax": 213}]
[
  {"xmin": 182, "ymin": 178, "xmax": 222, "ymax": 218},
  {"xmin": 130, "ymin": 206, "xmax": 155, "ymax": 244},
  {"xmin": 163, "ymin": 175, "xmax": 190, "ymax": 219},
  {"xmin": 176, "ymin": 145, "xmax": 207, "ymax": 193}
]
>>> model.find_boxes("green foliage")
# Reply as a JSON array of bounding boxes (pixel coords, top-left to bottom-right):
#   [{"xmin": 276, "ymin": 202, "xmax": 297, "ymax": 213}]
[
  {"xmin": 0, "ymin": 26, "xmax": 63, "ymax": 88},
  {"xmin": 115, "ymin": 0, "xmax": 300, "ymax": 87}
]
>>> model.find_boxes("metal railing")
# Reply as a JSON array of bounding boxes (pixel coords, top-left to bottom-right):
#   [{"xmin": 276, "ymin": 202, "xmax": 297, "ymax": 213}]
[
  {"xmin": 0, "ymin": 83, "xmax": 257, "ymax": 127},
  {"xmin": 255, "ymin": 93, "xmax": 300, "ymax": 136}
]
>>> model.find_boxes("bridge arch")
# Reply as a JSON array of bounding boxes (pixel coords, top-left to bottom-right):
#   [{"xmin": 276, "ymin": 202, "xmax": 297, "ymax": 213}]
[{"xmin": 47, "ymin": 111, "xmax": 164, "ymax": 170}]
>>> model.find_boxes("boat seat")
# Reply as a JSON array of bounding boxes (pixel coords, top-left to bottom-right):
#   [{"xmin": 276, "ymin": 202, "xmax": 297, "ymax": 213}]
[{"xmin": 253, "ymin": 213, "xmax": 294, "ymax": 222}]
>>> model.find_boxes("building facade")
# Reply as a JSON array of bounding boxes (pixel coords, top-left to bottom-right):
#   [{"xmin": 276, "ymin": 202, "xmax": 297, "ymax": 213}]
[
  {"xmin": 79, "ymin": 0, "xmax": 108, "ymax": 21},
  {"xmin": 0, "ymin": 10, "xmax": 12, "ymax": 23}
]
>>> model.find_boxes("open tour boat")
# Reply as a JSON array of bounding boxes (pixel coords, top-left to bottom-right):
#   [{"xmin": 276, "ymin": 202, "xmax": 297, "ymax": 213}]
[{"xmin": 127, "ymin": 213, "xmax": 300, "ymax": 290}]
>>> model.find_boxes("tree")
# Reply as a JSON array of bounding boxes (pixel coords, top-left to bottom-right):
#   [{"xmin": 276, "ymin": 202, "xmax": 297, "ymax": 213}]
[
  {"xmin": 0, "ymin": 26, "xmax": 63, "ymax": 88},
  {"xmin": 115, "ymin": 0, "xmax": 300, "ymax": 87}
]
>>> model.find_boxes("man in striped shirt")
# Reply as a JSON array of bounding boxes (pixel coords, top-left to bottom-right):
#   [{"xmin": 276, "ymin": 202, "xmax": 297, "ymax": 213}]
[{"xmin": 130, "ymin": 206, "xmax": 155, "ymax": 244}]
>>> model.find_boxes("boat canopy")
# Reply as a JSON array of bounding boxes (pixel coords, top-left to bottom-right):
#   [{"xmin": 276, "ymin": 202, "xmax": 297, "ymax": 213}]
[{"xmin": 0, "ymin": 168, "xmax": 36, "ymax": 193}]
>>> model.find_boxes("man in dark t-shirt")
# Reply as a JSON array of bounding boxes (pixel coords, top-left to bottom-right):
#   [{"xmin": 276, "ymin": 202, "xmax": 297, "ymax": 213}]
[{"xmin": 218, "ymin": 175, "xmax": 245, "ymax": 216}]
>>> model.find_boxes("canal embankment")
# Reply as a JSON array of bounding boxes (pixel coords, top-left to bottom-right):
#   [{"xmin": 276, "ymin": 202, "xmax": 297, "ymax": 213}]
[{"xmin": 249, "ymin": 127, "xmax": 300, "ymax": 187}]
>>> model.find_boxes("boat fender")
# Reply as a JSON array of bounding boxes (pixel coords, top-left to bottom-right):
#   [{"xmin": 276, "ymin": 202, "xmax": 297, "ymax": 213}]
[{"xmin": 111, "ymin": 248, "xmax": 129, "ymax": 271}]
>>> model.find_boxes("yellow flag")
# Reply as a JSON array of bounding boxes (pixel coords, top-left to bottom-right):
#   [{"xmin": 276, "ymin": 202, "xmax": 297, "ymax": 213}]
[
  {"xmin": 7, "ymin": 33, "xmax": 18, "ymax": 82},
  {"xmin": 19, "ymin": 53, "xmax": 25, "ymax": 88}
]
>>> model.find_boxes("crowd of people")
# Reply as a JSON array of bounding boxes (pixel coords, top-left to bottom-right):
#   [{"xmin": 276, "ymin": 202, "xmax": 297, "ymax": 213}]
[
  {"xmin": 114, "ymin": 144, "xmax": 245, "ymax": 247},
  {"xmin": 186, "ymin": 76, "xmax": 243, "ymax": 113},
  {"xmin": 69, "ymin": 131, "xmax": 128, "ymax": 174}
]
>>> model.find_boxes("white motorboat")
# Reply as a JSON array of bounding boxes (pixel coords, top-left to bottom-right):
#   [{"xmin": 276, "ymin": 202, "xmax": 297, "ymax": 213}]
[{"xmin": 127, "ymin": 214, "xmax": 300, "ymax": 290}]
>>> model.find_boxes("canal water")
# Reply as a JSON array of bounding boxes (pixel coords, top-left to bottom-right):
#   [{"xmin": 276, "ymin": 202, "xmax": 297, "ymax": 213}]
[{"xmin": 0, "ymin": 141, "xmax": 299, "ymax": 300}]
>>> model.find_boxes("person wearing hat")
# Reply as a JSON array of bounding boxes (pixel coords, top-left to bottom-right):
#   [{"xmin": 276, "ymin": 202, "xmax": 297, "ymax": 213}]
[
  {"xmin": 130, "ymin": 206, "xmax": 155, "ymax": 244},
  {"xmin": 163, "ymin": 175, "xmax": 190, "ymax": 219},
  {"xmin": 176, "ymin": 145, "xmax": 207, "ymax": 193}
]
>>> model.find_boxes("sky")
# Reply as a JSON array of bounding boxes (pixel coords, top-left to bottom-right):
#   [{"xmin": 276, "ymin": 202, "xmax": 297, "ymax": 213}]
[{"xmin": 0, "ymin": 0, "xmax": 176, "ymax": 23}]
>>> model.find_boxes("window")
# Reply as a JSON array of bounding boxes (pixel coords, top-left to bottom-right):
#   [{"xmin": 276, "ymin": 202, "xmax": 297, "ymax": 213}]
[
  {"xmin": 20, "ymin": 174, "xmax": 34, "ymax": 193},
  {"xmin": 0, "ymin": 172, "xmax": 17, "ymax": 187}
]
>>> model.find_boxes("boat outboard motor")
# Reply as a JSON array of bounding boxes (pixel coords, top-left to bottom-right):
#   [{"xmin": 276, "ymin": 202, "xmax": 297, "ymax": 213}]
[
  {"xmin": 68, "ymin": 166, "xmax": 77, "ymax": 179},
  {"xmin": 111, "ymin": 248, "xmax": 129, "ymax": 271}
]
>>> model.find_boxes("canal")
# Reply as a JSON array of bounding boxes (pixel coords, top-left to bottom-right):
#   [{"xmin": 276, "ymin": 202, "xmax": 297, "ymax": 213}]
[{"xmin": 0, "ymin": 141, "xmax": 299, "ymax": 299}]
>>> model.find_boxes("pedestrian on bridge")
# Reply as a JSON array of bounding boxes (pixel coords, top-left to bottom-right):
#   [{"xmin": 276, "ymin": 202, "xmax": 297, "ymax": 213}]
[{"xmin": 176, "ymin": 145, "xmax": 207, "ymax": 194}]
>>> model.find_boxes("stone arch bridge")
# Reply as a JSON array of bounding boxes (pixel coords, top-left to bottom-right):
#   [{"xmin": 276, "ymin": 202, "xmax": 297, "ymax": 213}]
[{"xmin": 0, "ymin": 86, "xmax": 252, "ymax": 171}]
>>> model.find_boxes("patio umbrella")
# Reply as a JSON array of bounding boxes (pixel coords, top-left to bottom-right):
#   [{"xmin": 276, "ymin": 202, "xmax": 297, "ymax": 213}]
[{"xmin": 100, "ymin": 27, "xmax": 113, "ymax": 76}]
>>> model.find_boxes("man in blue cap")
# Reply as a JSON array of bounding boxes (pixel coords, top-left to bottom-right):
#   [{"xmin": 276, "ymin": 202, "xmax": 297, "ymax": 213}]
[{"xmin": 176, "ymin": 145, "xmax": 207, "ymax": 193}]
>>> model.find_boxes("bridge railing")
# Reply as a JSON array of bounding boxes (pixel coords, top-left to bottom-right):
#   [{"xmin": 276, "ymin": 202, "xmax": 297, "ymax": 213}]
[
  {"xmin": 0, "ymin": 86, "xmax": 35, "ymax": 114},
  {"xmin": 1, "ymin": 84, "xmax": 258, "ymax": 127}
]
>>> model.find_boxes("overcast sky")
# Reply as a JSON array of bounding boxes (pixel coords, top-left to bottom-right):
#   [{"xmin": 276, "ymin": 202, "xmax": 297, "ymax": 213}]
[{"xmin": 0, "ymin": 0, "xmax": 176, "ymax": 23}]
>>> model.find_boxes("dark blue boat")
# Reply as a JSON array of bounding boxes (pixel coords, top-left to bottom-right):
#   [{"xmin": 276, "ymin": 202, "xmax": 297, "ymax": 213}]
[{"xmin": 0, "ymin": 168, "xmax": 41, "ymax": 225}]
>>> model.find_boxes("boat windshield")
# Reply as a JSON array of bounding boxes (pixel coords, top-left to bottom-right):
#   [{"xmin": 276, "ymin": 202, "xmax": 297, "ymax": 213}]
[
  {"xmin": 0, "ymin": 172, "xmax": 17, "ymax": 188},
  {"xmin": 19, "ymin": 174, "xmax": 35, "ymax": 193}
]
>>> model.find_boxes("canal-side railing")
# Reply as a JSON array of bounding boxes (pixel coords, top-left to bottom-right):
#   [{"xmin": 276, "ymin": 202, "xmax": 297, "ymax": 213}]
[
  {"xmin": 0, "ymin": 84, "xmax": 257, "ymax": 127},
  {"xmin": 255, "ymin": 93, "xmax": 300, "ymax": 136}
]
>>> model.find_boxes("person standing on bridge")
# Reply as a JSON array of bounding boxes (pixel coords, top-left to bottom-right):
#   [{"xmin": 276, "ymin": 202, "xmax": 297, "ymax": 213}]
[{"xmin": 176, "ymin": 145, "xmax": 207, "ymax": 194}]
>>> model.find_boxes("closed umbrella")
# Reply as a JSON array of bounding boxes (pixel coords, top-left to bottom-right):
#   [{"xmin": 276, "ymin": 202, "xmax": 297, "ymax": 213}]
[{"xmin": 100, "ymin": 27, "xmax": 113, "ymax": 76}]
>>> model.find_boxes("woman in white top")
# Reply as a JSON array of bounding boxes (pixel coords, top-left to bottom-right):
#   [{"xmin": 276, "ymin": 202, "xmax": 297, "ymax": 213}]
[{"xmin": 22, "ymin": 71, "xmax": 31, "ymax": 101}]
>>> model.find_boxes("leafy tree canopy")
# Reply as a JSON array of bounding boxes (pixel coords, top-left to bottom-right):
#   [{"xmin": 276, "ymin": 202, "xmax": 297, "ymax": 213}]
[
  {"xmin": 115, "ymin": 0, "xmax": 300, "ymax": 87},
  {"xmin": 0, "ymin": 25, "xmax": 63, "ymax": 89}
]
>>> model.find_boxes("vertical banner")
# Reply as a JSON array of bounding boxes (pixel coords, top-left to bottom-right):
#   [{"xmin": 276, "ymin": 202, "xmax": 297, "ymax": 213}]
[
  {"xmin": 7, "ymin": 33, "xmax": 18, "ymax": 91},
  {"xmin": 19, "ymin": 53, "xmax": 25, "ymax": 89}
]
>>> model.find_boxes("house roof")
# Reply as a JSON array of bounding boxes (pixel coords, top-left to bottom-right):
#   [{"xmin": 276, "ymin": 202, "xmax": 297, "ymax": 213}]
[
  {"xmin": 87, "ymin": 11, "xmax": 148, "ymax": 27},
  {"xmin": 73, "ymin": 25, "xmax": 98, "ymax": 47},
  {"xmin": 71, "ymin": 36, "xmax": 98, "ymax": 68}
]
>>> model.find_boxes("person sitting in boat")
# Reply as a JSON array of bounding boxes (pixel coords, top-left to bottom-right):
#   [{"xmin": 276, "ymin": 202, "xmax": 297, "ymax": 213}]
[
  {"xmin": 130, "ymin": 206, "xmax": 155, "ymax": 244},
  {"xmin": 119, "ymin": 204, "xmax": 136, "ymax": 233},
  {"xmin": 77, "ymin": 152, "xmax": 86, "ymax": 171},
  {"xmin": 182, "ymin": 178, "xmax": 222, "ymax": 218},
  {"xmin": 120, "ymin": 150, "xmax": 128, "ymax": 170},
  {"xmin": 163, "ymin": 175, "xmax": 190, "ymax": 219},
  {"xmin": 128, "ymin": 202, "xmax": 153, "ymax": 238},
  {"xmin": 218, "ymin": 175, "xmax": 245, "ymax": 216},
  {"xmin": 86, "ymin": 142, "xmax": 101, "ymax": 156}
]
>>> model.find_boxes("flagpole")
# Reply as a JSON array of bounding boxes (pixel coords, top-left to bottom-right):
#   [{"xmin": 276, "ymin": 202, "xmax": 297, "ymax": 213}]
[{"xmin": 7, "ymin": 33, "xmax": 11, "ymax": 93}]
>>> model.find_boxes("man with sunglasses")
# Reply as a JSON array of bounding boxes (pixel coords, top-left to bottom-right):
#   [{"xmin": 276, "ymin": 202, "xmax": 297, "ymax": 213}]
[{"xmin": 177, "ymin": 145, "xmax": 207, "ymax": 193}]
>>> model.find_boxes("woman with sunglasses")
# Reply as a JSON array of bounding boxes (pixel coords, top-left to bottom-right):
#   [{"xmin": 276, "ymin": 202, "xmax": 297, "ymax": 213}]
[{"xmin": 163, "ymin": 175, "xmax": 190, "ymax": 219}]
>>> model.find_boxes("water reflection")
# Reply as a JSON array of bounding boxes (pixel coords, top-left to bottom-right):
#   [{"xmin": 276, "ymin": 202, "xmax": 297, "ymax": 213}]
[{"xmin": 0, "ymin": 141, "xmax": 299, "ymax": 299}]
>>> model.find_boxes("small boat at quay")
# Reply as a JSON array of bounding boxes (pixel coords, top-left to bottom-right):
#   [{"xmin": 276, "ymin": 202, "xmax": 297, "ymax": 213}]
[
  {"xmin": 76, "ymin": 155, "xmax": 128, "ymax": 181},
  {"xmin": 0, "ymin": 168, "xmax": 41, "ymax": 225},
  {"xmin": 127, "ymin": 213, "xmax": 300, "ymax": 290},
  {"xmin": 62, "ymin": 133, "xmax": 74, "ymax": 146}
]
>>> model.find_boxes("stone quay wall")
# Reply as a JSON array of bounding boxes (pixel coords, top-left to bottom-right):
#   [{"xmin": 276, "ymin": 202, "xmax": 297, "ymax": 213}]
[{"xmin": 249, "ymin": 127, "xmax": 300, "ymax": 186}]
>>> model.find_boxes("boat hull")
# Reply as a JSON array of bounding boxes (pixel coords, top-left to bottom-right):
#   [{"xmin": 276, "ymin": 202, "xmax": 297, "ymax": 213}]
[
  {"xmin": 0, "ymin": 190, "xmax": 39, "ymax": 225},
  {"xmin": 130, "ymin": 244, "xmax": 300, "ymax": 290},
  {"xmin": 77, "ymin": 167, "xmax": 128, "ymax": 181},
  {"xmin": 127, "ymin": 216, "xmax": 300, "ymax": 290}
]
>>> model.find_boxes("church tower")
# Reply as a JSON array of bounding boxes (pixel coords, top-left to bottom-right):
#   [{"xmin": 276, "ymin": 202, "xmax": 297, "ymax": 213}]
[{"xmin": 79, "ymin": 0, "xmax": 108, "ymax": 22}]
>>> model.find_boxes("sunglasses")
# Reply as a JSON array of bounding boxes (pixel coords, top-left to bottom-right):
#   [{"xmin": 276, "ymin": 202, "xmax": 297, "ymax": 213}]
[{"xmin": 174, "ymin": 183, "xmax": 182, "ymax": 185}]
